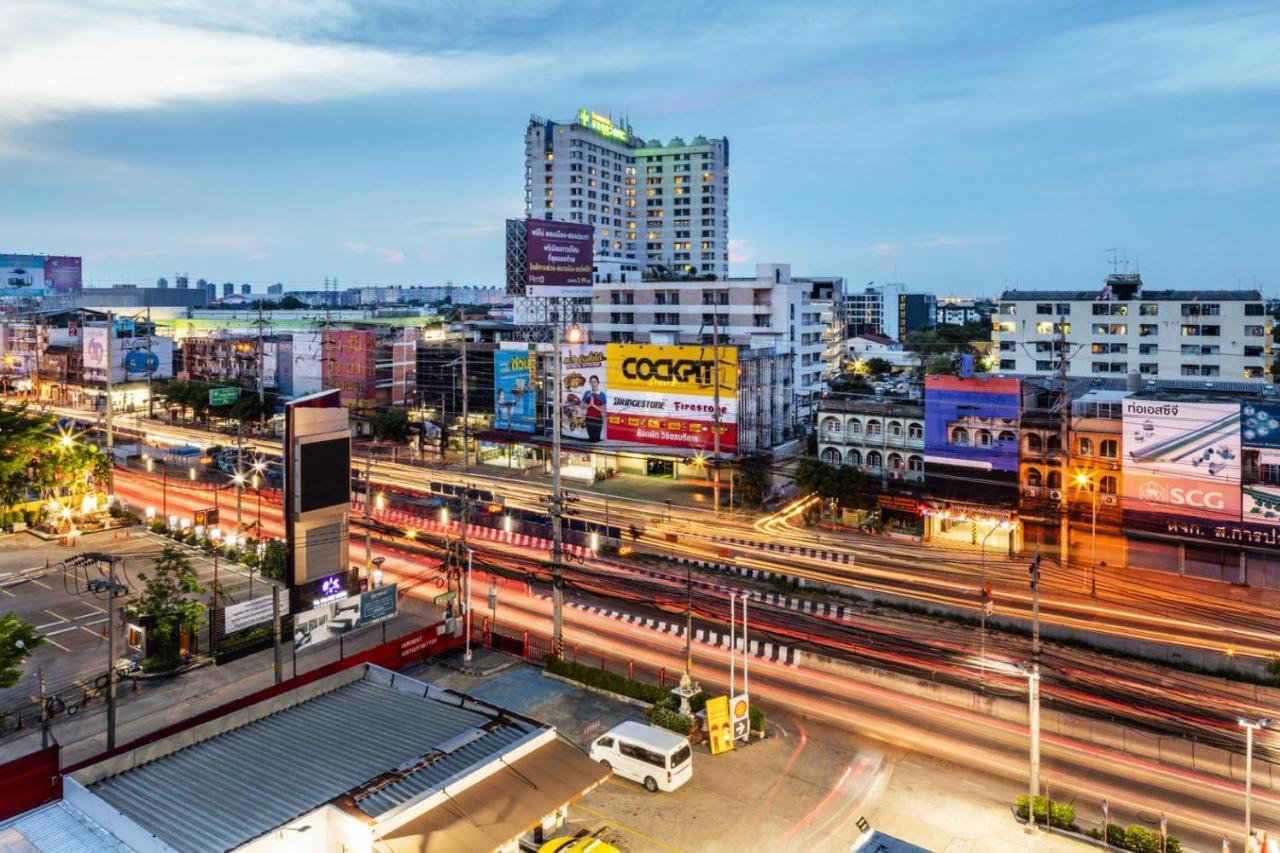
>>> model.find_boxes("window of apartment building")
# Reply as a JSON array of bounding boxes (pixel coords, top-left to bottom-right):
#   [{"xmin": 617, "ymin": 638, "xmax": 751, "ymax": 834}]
[
  {"xmin": 654, "ymin": 312, "xmax": 679, "ymax": 325},
  {"xmin": 1000, "ymin": 358, "xmax": 1016, "ymax": 370},
  {"xmin": 1092, "ymin": 324, "xmax": 1127, "ymax": 335},
  {"xmin": 1036, "ymin": 303, "xmax": 1053, "ymax": 315},
  {"xmin": 609, "ymin": 313, "xmax": 634, "ymax": 324},
  {"xmin": 1139, "ymin": 303, "xmax": 1158, "ymax": 316},
  {"xmin": 1036, "ymin": 321, "xmax": 1070, "ymax": 334},
  {"xmin": 1181, "ymin": 303, "xmax": 1221, "ymax": 316},
  {"xmin": 998, "ymin": 303, "xmax": 1016, "ymax": 315},
  {"xmin": 1246, "ymin": 303, "xmax": 1266, "ymax": 316},
  {"xmin": 608, "ymin": 331, "xmax": 635, "ymax": 343},
  {"xmin": 1099, "ymin": 439, "xmax": 1118, "ymax": 458},
  {"xmin": 866, "ymin": 419, "xmax": 882, "ymax": 437},
  {"xmin": 1182, "ymin": 364, "xmax": 1220, "ymax": 376},
  {"xmin": 1091, "ymin": 361, "xmax": 1128, "ymax": 373},
  {"xmin": 1245, "ymin": 346, "xmax": 1265, "ymax": 358},
  {"xmin": 908, "ymin": 423, "xmax": 923, "ymax": 440},
  {"xmin": 996, "ymin": 321, "xmax": 1016, "ymax": 334},
  {"xmin": 866, "ymin": 450, "xmax": 883, "ymax": 469},
  {"xmin": 1036, "ymin": 360, "xmax": 1054, "ymax": 371},
  {"xmin": 1138, "ymin": 343, "xmax": 1157, "ymax": 355},
  {"xmin": 1139, "ymin": 363, "xmax": 1158, "ymax": 375},
  {"xmin": 1092, "ymin": 343, "xmax": 1128, "ymax": 354},
  {"xmin": 999, "ymin": 340, "xmax": 1016, "ymax": 352},
  {"xmin": 1138, "ymin": 324, "xmax": 1157, "ymax": 336},
  {"xmin": 1245, "ymin": 325, "xmax": 1265, "ymax": 336},
  {"xmin": 1078, "ymin": 437, "xmax": 1094, "ymax": 456},
  {"xmin": 1181, "ymin": 324, "xmax": 1221, "ymax": 336},
  {"xmin": 1056, "ymin": 303, "xmax": 1072, "ymax": 315},
  {"xmin": 1099, "ymin": 475, "xmax": 1118, "ymax": 495},
  {"xmin": 1245, "ymin": 366, "xmax": 1266, "ymax": 379},
  {"xmin": 1092, "ymin": 303, "xmax": 1127, "ymax": 315}
]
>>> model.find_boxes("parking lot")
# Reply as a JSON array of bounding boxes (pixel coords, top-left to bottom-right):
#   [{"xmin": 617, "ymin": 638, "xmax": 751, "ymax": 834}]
[{"xmin": 0, "ymin": 526, "xmax": 267, "ymax": 716}]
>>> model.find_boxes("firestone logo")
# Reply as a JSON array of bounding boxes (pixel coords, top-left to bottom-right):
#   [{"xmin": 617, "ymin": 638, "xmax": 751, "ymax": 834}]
[{"xmin": 1138, "ymin": 479, "xmax": 1225, "ymax": 510}]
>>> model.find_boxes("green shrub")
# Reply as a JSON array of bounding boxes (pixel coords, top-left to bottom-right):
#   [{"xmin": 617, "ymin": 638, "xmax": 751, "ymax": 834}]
[
  {"xmin": 141, "ymin": 655, "xmax": 180, "ymax": 674},
  {"xmin": 543, "ymin": 656, "xmax": 669, "ymax": 704},
  {"xmin": 651, "ymin": 706, "xmax": 693, "ymax": 736},
  {"xmin": 1084, "ymin": 824, "xmax": 1179, "ymax": 853},
  {"xmin": 1014, "ymin": 795, "xmax": 1075, "ymax": 829},
  {"xmin": 148, "ymin": 519, "xmax": 166, "ymax": 533},
  {"xmin": 749, "ymin": 705, "xmax": 765, "ymax": 732}
]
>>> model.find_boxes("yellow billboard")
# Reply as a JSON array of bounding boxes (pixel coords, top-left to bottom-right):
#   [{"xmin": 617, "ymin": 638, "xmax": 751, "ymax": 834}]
[{"xmin": 605, "ymin": 343, "xmax": 738, "ymax": 397}]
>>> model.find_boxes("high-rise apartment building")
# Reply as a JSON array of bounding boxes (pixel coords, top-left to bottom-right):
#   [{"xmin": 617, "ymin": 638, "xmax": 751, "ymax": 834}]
[
  {"xmin": 841, "ymin": 282, "xmax": 935, "ymax": 341},
  {"xmin": 525, "ymin": 109, "xmax": 729, "ymax": 283}
]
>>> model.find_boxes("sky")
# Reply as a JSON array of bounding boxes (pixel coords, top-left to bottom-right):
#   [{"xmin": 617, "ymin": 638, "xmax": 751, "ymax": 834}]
[{"xmin": 1, "ymin": 0, "xmax": 1278, "ymax": 296}]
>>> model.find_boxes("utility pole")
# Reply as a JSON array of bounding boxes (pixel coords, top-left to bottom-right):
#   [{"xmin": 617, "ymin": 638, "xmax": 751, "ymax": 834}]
[
  {"xmin": 1056, "ymin": 316, "xmax": 1070, "ymax": 571},
  {"xmin": 105, "ymin": 311, "xmax": 114, "ymax": 494},
  {"xmin": 254, "ymin": 300, "xmax": 267, "ymax": 433},
  {"xmin": 712, "ymin": 300, "xmax": 722, "ymax": 515},
  {"xmin": 461, "ymin": 323, "xmax": 469, "ymax": 473},
  {"xmin": 271, "ymin": 583, "xmax": 282, "ymax": 684},
  {"xmin": 551, "ymin": 326, "xmax": 565, "ymax": 659},
  {"xmin": 235, "ymin": 423, "xmax": 244, "ymax": 532},
  {"xmin": 145, "ymin": 306, "xmax": 154, "ymax": 420},
  {"xmin": 83, "ymin": 552, "xmax": 126, "ymax": 750},
  {"xmin": 1027, "ymin": 551, "xmax": 1043, "ymax": 830},
  {"xmin": 364, "ymin": 443, "xmax": 373, "ymax": 585},
  {"xmin": 38, "ymin": 667, "xmax": 48, "ymax": 748}
]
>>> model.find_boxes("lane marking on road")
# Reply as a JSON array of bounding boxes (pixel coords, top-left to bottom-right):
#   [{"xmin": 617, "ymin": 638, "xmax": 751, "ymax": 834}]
[
  {"xmin": 80, "ymin": 625, "xmax": 108, "ymax": 638},
  {"xmin": 45, "ymin": 625, "xmax": 82, "ymax": 636},
  {"xmin": 28, "ymin": 578, "xmax": 51, "ymax": 589},
  {"xmin": 0, "ymin": 588, "xmax": 13, "ymax": 597},
  {"xmin": 81, "ymin": 603, "xmax": 105, "ymax": 614},
  {"xmin": 42, "ymin": 636, "xmax": 70, "ymax": 652},
  {"xmin": 44, "ymin": 609, "xmax": 69, "ymax": 622},
  {"xmin": 573, "ymin": 804, "xmax": 682, "ymax": 853}
]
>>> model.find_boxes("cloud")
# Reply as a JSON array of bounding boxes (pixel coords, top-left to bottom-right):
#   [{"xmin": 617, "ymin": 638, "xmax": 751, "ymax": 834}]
[
  {"xmin": 867, "ymin": 235, "xmax": 974, "ymax": 255},
  {"xmin": 344, "ymin": 241, "xmax": 403, "ymax": 264},
  {"xmin": 0, "ymin": 0, "xmax": 549, "ymax": 133},
  {"xmin": 248, "ymin": 250, "xmax": 271, "ymax": 261},
  {"xmin": 728, "ymin": 238, "xmax": 752, "ymax": 263}
]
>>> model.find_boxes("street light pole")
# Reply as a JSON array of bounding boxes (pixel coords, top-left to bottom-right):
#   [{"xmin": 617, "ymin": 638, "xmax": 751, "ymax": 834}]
[
  {"xmin": 1239, "ymin": 717, "xmax": 1271, "ymax": 844},
  {"xmin": 979, "ymin": 522, "xmax": 1000, "ymax": 688},
  {"xmin": 1089, "ymin": 482, "xmax": 1099, "ymax": 597},
  {"xmin": 235, "ymin": 423, "xmax": 244, "ymax": 532},
  {"xmin": 551, "ymin": 326, "xmax": 566, "ymax": 659},
  {"xmin": 462, "ymin": 547, "xmax": 474, "ymax": 664},
  {"xmin": 1027, "ymin": 551, "xmax": 1043, "ymax": 830}
]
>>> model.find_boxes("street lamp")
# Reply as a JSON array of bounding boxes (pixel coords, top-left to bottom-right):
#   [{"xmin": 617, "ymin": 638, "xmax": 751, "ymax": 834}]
[
  {"xmin": 252, "ymin": 459, "xmax": 265, "ymax": 531},
  {"xmin": 1239, "ymin": 717, "xmax": 1271, "ymax": 843},
  {"xmin": 233, "ymin": 471, "xmax": 245, "ymax": 532},
  {"xmin": 461, "ymin": 546, "xmax": 474, "ymax": 664},
  {"xmin": 1074, "ymin": 472, "xmax": 1100, "ymax": 597}
]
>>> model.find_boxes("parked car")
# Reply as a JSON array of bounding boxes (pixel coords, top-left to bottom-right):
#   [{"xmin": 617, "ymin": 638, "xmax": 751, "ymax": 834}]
[{"xmin": 589, "ymin": 721, "xmax": 693, "ymax": 793}]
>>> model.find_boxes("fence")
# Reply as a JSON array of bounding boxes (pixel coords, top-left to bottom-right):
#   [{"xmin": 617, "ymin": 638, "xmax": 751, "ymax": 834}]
[{"xmin": 478, "ymin": 620, "xmax": 673, "ymax": 691}]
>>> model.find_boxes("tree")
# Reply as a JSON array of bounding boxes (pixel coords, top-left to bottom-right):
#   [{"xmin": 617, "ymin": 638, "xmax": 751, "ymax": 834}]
[
  {"xmin": 0, "ymin": 612, "xmax": 43, "ymax": 688},
  {"xmin": 865, "ymin": 357, "xmax": 893, "ymax": 375},
  {"xmin": 828, "ymin": 374, "xmax": 874, "ymax": 394},
  {"xmin": 736, "ymin": 453, "xmax": 772, "ymax": 508},
  {"xmin": 370, "ymin": 407, "xmax": 411, "ymax": 443},
  {"xmin": 259, "ymin": 539, "xmax": 286, "ymax": 581},
  {"xmin": 134, "ymin": 545, "xmax": 205, "ymax": 659},
  {"xmin": 279, "ymin": 295, "xmax": 306, "ymax": 310},
  {"xmin": 794, "ymin": 458, "xmax": 868, "ymax": 508},
  {"xmin": 0, "ymin": 404, "xmax": 54, "ymax": 508}
]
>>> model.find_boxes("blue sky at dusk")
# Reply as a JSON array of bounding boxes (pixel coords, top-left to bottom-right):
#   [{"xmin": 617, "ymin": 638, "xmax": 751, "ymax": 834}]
[{"xmin": 1, "ymin": 0, "xmax": 1277, "ymax": 295}]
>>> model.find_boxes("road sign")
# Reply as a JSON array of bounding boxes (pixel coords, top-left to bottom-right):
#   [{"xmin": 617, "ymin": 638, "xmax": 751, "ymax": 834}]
[
  {"xmin": 731, "ymin": 693, "xmax": 750, "ymax": 741},
  {"xmin": 209, "ymin": 387, "xmax": 239, "ymax": 406},
  {"xmin": 433, "ymin": 590, "xmax": 457, "ymax": 607},
  {"xmin": 193, "ymin": 508, "xmax": 219, "ymax": 527},
  {"xmin": 706, "ymin": 695, "xmax": 734, "ymax": 755}
]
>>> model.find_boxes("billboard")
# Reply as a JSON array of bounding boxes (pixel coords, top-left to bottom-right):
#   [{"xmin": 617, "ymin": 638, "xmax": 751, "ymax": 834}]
[
  {"xmin": 560, "ymin": 344, "xmax": 607, "ymax": 442},
  {"xmin": 224, "ymin": 593, "xmax": 291, "ymax": 634},
  {"xmin": 82, "ymin": 326, "xmax": 109, "ymax": 372},
  {"xmin": 293, "ymin": 584, "xmax": 397, "ymax": 651},
  {"xmin": 1, "ymin": 254, "xmax": 45, "ymax": 297},
  {"xmin": 1122, "ymin": 399, "xmax": 1240, "ymax": 523},
  {"xmin": 494, "ymin": 350, "xmax": 537, "ymax": 434},
  {"xmin": 605, "ymin": 343, "xmax": 738, "ymax": 453},
  {"xmin": 284, "ymin": 390, "xmax": 350, "ymax": 592},
  {"xmin": 924, "ymin": 375, "xmax": 1021, "ymax": 499},
  {"xmin": 322, "ymin": 329, "xmax": 376, "ymax": 405},
  {"xmin": 43, "ymin": 256, "xmax": 82, "ymax": 294},
  {"xmin": 525, "ymin": 218, "xmax": 594, "ymax": 298}
]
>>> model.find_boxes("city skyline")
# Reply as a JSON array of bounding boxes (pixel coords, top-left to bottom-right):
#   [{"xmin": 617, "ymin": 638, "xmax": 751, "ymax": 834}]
[{"xmin": 2, "ymin": 0, "xmax": 1278, "ymax": 294}]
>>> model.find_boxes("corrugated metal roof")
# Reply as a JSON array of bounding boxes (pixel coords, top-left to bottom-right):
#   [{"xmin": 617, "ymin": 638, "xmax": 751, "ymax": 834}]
[
  {"xmin": 0, "ymin": 801, "xmax": 130, "ymax": 852},
  {"xmin": 87, "ymin": 676, "xmax": 541, "ymax": 852}
]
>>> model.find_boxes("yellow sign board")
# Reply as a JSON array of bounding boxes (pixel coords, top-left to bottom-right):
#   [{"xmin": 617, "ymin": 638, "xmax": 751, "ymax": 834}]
[
  {"xmin": 605, "ymin": 343, "xmax": 738, "ymax": 398},
  {"xmin": 706, "ymin": 695, "xmax": 734, "ymax": 755}
]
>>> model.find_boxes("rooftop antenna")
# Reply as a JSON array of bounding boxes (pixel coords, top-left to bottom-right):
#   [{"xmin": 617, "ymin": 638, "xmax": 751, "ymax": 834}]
[{"xmin": 1106, "ymin": 247, "xmax": 1118, "ymax": 274}]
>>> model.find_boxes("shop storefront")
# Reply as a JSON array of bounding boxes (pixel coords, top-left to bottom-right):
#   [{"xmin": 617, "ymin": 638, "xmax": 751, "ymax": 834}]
[
  {"xmin": 922, "ymin": 502, "xmax": 1021, "ymax": 555},
  {"xmin": 478, "ymin": 440, "xmax": 542, "ymax": 471},
  {"xmin": 876, "ymin": 493, "xmax": 924, "ymax": 536}
]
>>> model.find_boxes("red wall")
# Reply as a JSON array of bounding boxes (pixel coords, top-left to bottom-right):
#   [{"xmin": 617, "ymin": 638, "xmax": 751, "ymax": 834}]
[{"xmin": 0, "ymin": 746, "xmax": 62, "ymax": 822}]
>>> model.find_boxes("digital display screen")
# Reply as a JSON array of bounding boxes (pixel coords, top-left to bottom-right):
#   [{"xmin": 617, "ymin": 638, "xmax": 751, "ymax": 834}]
[{"xmin": 299, "ymin": 437, "xmax": 350, "ymax": 513}]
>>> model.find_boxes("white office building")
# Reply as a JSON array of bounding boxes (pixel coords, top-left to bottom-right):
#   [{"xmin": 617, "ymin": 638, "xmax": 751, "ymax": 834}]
[
  {"xmin": 590, "ymin": 262, "xmax": 832, "ymax": 423},
  {"xmin": 993, "ymin": 274, "xmax": 1271, "ymax": 384},
  {"xmin": 525, "ymin": 109, "xmax": 729, "ymax": 283}
]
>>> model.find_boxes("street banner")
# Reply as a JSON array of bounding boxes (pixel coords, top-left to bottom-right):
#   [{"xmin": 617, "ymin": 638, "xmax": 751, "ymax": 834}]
[
  {"xmin": 224, "ymin": 592, "xmax": 290, "ymax": 634},
  {"xmin": 560, "ymin": 344, "xmax": 607, "ymax": 443}
]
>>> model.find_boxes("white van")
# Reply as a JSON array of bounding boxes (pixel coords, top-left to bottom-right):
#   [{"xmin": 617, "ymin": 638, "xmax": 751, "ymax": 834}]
[{"xmin": 589, "ymin": 721, "xmax": 693, "ymax": 793}]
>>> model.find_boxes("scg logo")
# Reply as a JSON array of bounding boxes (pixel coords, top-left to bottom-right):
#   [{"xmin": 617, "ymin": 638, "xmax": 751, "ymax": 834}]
[{"xmin": 1138, "ymin": 480, "xmax": 1225, "ymax": 510}]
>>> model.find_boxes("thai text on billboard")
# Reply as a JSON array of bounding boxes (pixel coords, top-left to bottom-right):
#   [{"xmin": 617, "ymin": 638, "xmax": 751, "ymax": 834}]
[
  {"xmin": 560, "ymin": 344, "xmax": 607, "ymax": 443},
  {"xmin": 494, "ymin": 350, "xmax": 537, "ymax": 434},
  {"xmin": 1121, "ymin": 398, "xmax": 1241, "ymax": 523},
  {"xmin": 605, "ymin": 343, "xmax": 738, "ymax": 453},
  {"xmin": 322, "ymin": 329, "xmax": 376, "ymax": 404},
  {"xmin": 525, "ymin": 218, "xmax": 593, "ymax": 298}
]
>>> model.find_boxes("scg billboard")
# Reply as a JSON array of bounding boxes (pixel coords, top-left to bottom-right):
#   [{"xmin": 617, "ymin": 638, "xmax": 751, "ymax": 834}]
[
  {"xmin": 525, "ymin": 218, "xmax": 593, "ymax": 298},
  {"xmin": 605, "ymin": 343, "xmax": 737, "ymax": 453},
  {"xmin": 924, "ymin": 375, "xmax": 1021, "ymax": 499},
  {"xmin": 1121, "ymin": 399, "xmax": 1241, "ymax": 523},
  {"xmin": 494, "ymin": 350, "xmax": 537, "ymax": 434}
]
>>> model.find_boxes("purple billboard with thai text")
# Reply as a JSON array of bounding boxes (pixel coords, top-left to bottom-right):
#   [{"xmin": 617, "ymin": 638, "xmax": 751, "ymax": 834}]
[{"xmin": 525, "ymin": 218, "xmax": 593, "ymax": 298}]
